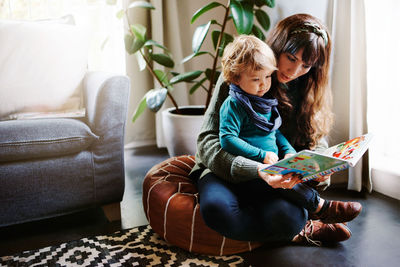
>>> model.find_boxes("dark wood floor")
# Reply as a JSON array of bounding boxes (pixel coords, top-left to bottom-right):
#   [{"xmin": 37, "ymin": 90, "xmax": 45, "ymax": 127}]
[
  {"xmin": 1, "ymin": 146, "xmax": 399, "ymax": 267},
  {"xmin": 242, "ymin": 188, "xmax": 400, "ymax": 267}
]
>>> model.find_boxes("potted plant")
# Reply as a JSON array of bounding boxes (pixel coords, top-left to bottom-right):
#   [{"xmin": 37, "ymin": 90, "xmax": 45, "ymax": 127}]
[{"xmin": 118, "ymin": 0, "xmax": 275, "ymax": 156}]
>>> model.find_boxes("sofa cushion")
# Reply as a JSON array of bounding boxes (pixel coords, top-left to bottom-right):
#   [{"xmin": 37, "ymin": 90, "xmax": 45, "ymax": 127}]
[
  {"xmin": 0, "ymin": 119, "xmax": 99, "ymax": 162},
  {"xmin": 0, "ymin": 16, "xmax": 88, "ymax": 118}
]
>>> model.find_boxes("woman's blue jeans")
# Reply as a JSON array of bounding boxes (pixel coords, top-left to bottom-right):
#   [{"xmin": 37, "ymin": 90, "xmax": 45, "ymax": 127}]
[{"xmin": 197, "ymin": 173, "xmax": 321, "ymax": 243}]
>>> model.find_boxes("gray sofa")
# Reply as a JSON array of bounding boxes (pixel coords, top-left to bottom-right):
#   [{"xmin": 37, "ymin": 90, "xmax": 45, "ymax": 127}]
[{"xmin": 0, "ymin": 72, "xmax": 130, "ymax": 227}]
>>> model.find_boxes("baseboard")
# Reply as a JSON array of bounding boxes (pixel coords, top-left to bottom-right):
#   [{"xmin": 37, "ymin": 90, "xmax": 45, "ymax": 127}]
[
  {"xmin": 371, "ymin": 168, "xmax": 400, "ymax": 201},
  {"xmin": 124, "ymin": 140, "xmax": 157, "ymax": 149},
  {"xmin": 102, "ymin": 202, "xmax": 121, "ymax": 222}
]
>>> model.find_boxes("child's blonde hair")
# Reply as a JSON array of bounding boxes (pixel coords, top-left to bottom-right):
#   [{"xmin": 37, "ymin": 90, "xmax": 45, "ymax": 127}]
[{"xmin": 221, "ymin": 35, "xmax": 277, "ymax": 84}]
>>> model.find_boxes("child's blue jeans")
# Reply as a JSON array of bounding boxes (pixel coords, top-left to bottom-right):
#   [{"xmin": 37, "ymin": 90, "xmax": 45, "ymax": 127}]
[{"xmin": 197, "ymin": 172, "xmax": 321, "ymax": 242}]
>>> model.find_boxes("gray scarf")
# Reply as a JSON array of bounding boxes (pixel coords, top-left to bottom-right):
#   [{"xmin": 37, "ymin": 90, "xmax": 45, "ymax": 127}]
[{"xmin": 229, "ymin": 84, "xmax": 282, "ymax": 132}]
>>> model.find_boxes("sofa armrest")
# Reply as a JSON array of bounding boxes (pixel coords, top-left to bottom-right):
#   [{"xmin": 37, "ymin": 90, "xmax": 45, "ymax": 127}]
[
  {"xmin": 83, "ymin": 71, "xmax": 130, "ymax": 134},
  {"xmin": 83, "ymin": 71, "xmax": 130, "ymax": 204}
]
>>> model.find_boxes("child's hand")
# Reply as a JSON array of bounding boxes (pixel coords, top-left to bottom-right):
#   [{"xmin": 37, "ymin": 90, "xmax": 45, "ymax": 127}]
[
  {"xmin": 284, "ymin": 153, "xmax": 295, "ymax": 159},
  {"xmin": 263, "ymin": 152, "xmax": 278, "ymax": 164}
]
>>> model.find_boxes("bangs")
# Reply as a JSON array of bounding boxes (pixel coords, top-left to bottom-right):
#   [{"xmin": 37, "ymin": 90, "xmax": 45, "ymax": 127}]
[{"xmin": 284, "ymin": 33, "xmax": 325, "ymax": 67}]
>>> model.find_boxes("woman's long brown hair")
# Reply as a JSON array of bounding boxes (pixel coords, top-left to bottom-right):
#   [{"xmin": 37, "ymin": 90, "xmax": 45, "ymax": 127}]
[{"xmin": 266, "ymin": 13, "xmax": 334, "ymax": 149}]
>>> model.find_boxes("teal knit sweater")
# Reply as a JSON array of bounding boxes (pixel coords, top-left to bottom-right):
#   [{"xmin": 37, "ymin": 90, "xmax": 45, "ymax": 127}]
[{"xmin": 219, "ymin": 96, "xmax": 296, "ymax": 162}]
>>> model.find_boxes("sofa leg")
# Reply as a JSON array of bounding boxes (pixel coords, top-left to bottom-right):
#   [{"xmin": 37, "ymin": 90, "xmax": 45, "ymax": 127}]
[{"xmin": 102, "ymin": 202, "xmax": 121, "ymax": 222}]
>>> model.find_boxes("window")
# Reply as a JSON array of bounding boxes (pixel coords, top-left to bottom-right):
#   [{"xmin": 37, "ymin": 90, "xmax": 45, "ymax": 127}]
[
  {"xmin": 0, "ymin": 0, "xmax": 125, "ymax": 74},
  {"xmin": 365, "ymin": 0, "xmax": 400, "ymax": 174}
]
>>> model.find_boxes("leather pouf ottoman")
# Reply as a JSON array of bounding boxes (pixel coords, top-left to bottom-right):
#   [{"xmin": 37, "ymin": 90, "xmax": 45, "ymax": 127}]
[{"xmin": 142, "ymin": 155, "xmax": 263, "ymax": 255}]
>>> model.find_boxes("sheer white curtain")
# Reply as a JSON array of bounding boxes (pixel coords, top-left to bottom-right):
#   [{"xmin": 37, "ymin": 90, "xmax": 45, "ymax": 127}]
[
  {"xmin": 123, "ymin": 0, "xmax": 193, "ymax": 148},
  {"xmin": 365, "ymin": 0, "xmax": 400, "ymax": 199},
  {"xmin": 123, "ymin": 0, "xmax": 227, "ymax": 148},
  {"xmin": 150, "ymin": 0, "xmax": 192, "ymax": 149},
  {"xmin": 330, "ymin": 0, "xmax": 370, "ymax": 191},
  {"xmin": 330, "ymin": 0, "xmax": 400, "ymax": 196}
]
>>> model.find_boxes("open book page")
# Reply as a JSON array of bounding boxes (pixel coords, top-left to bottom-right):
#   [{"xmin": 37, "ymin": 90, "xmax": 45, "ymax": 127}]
[
  {"xmin": 321, "ymin": 133, "xmax": 373, "ymax": 166},
  {"xmin": 262, "ymin": 150, "xmax": 348, "ymax": 181},
  {"xmin": 261, "ymin": 133, "xmax": 373, "ymax": 181}
]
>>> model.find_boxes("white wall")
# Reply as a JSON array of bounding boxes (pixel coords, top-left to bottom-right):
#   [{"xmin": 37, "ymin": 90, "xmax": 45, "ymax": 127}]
[
  {"xmin": 268, "ymin": 0, "xmax": 331, "ymax": 31},
  {"xmin": 372, "ymin": 169, "xmax": 400, "ymax": 200}
]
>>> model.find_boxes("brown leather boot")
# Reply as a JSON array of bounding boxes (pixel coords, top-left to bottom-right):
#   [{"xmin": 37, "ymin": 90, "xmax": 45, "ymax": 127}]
[
  {"xmin": 292, "ymin": 220, "xmax": 352, "ymax": 246},
  {"xmin": 310, "ymin": 200, "xmax": 362, "ymax": 223}
]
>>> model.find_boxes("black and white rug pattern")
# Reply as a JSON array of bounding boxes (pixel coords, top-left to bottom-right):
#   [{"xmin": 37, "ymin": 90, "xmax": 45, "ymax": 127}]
[{"xmin": 0, "ymin": 225, "xmax": 248, "ymax": 266}]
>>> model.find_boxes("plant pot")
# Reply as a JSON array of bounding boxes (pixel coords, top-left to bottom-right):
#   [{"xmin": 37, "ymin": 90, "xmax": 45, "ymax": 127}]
[{"xmin": 162, "ymin": 105, "xmax": 205, "ymax": 157}]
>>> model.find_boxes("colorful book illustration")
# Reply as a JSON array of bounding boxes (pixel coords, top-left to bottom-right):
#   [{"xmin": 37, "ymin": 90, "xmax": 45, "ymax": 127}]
[{"xmin": 261, "ymin": 133, "xmax": 374, "ymax": 182}]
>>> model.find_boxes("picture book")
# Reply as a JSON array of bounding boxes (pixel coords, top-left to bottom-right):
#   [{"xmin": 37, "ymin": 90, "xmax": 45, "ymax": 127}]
[{"xmin": 261, "ymin": 133, "xmax": 374, "ymax": 182}]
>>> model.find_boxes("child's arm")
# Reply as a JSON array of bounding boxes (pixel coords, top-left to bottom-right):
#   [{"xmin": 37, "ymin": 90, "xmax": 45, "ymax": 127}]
[
  {"xmin": 275, "ymin": 129, "xmax": 297, "ymax": 158},
  {"xmin": 219, "ymin": 98, "xmax": 266, "ymax": 163}
]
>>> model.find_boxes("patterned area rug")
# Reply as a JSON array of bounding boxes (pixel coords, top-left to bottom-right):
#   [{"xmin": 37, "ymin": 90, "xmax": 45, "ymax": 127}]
[{"xmin": 0, "ymin": 225, "xmax": 248, "ymax": 266}]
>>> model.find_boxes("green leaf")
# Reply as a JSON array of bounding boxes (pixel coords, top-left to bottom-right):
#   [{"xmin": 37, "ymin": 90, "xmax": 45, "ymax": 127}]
[
  {"xmin": 191, "ymin": 2, "xmax": 223, "ymax": 24},
  {"xmin": 253, "ymin": 0, "xmax": 275, "ymax": 7},
  {"xmin": 116, "ymin": 9, "xmax": 125, "ymax": 19},
  {"xmin": 242, "ymin": 1, "xmax": 254, "ymax": 33},
  {"xmin": 170, "ymin": 71, "xmax": 203, "ymax": 85},
  {"xmin": 230, "ymin": 1, "xmax": 243, "ymax": 32},
  {"xmin": 254, "ymin": 0, "xmax": 265, "ymax": 7},
  {"xmin": 127, "ymin": 1, "xmax": 155, "ymax": 10},
  {"xmin": 219, "ymin": 33, "xmax": 234, "ymax": 56},
  {"xmin": 211, "ymin": 31, "xmax": 220, "ymax": 50},
  {"xmin": 252, "ymin": 24, "xmax": 266, "ymax": 40},
  {"xmin": 190, "ymin": 77, "xmax": 207, "ymax": 94},
  {"xmin": 170, "ymin": 71, "xmax": 180, "ymax": 77},
  {"xmin": 124, "ymin": 34, "xmax": 144, "ymax": 54},
  {"xmin": 265, "ymin": 0, "xmax": 275, "ymax": 8},
  {"xmin": 135, "ymin": 49, "xmax": 146, "ymax": 71},
  {"xmin": 151, "ymin": 53, "xmax": 175, "ymax": 68},
  {"xmin": 145, "ymin": 88, "xmax": 167, "ymax": 112},
  {"xmin": 211, "ymin": 31, "xmax": 234, "ymax": 56},
  {"xmin": 155, "ymin": 69, "xmax": 174, "ymax": 90},
  {"xmin": 154, "ymin": 69, "xmax": 169, "ymax": 85},
  {"xmin": 144, "ymin": 40, "xmax": 169, "ymax": 53},
  {"xmin": 132, "ymin": 96, "xmax": 147, "ymax": 123},
  {"xmin": 230, "ymin": 0, "xmax": 254, "ymax": 34},
  {"xmin": 181, "ymin": 51, "xmax": 209, "ymax": 64},
  {"xmin": 192, "ymin": 21, "xmax": 211, "ymax": 53},
  {"xmin": 210, "ymin": 19, "xmax": 221, "ymax": 26},
  {"xmin": 205, "ymin": 69, "xmax": 221, "ymax": 85},
  {"xmin": 205, "ymin": 68, "xmax": 212, "ymax": 80},
  {"xmin": 130, "ymin": 24, "xmax": 147, "ymax": 41},
  {"xmin": 255, "ymin": 9, "xmax": 270, "ymax": 31}
]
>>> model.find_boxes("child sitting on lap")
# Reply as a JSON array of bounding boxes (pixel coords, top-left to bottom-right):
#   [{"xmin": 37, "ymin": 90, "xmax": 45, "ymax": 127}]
[{"xmin": 219, "ymin": 35, "xmax": 295, "ymax": 164}]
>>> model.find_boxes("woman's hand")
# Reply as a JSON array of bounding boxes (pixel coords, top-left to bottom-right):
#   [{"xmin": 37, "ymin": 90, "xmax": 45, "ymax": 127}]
[
  {"xmin": 263, "ymin": 152, "xmax": 279, "ymax": 164},
  {"xmin": 257, "ymin": 164, "xmax": 302, "ymax": 189},
  {"xmin": 313, "ymin": 175, "xmax": 331, "ymax": 183}
]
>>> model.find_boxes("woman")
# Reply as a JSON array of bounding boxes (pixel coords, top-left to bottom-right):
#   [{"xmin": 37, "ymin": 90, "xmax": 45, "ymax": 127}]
[{"xmin": 190, "ymin": 14, "xmax": 362, "ymax": 245}]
